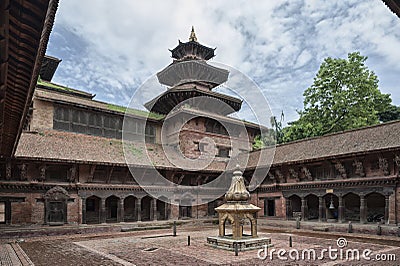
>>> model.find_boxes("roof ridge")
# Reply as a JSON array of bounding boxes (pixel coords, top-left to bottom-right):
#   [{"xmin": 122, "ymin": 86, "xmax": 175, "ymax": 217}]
[{"xmin": 254, "ymin": 119, "xmax": 400, "ymax": 152}]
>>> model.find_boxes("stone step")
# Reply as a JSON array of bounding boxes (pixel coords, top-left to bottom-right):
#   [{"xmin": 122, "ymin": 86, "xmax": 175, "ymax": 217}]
[{"xmin": 312, "ymin": 227, "xmax": 329, "ymax": 232}]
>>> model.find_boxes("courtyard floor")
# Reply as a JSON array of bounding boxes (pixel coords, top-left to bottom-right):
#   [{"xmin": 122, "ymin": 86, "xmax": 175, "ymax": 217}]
[{"xmin": 2, "ymin": 224, "xmax": 400, "ymax": 265}]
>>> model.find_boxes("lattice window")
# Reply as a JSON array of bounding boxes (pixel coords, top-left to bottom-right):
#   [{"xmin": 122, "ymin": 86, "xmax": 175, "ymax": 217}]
[
  {"xmin": 145, "ymin": 124, "xmax": 156, "ymax": 143},
  {"xmin": 217, "ymin": 146, "xmax": 230, "ymax": 158},
  {"xmin": 54, "ymin": 105, "xmax": 152, "ymax": 141}
]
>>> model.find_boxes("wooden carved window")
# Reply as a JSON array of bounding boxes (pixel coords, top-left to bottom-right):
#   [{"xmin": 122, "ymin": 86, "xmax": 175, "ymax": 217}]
[
  {"xmin": 145, "ymin": 124, "xmax": 156, "ymax": 143},
  {"xmin": 0, "ymin": 202, "xmax": 5, "ymax": 223}
]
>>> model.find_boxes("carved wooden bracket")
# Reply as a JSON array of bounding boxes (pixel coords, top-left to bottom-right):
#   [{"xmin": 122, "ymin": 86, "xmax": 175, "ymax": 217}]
[
  {"xmin": 353, "ymin": 160, "xmax": 365, "ymax": 177},
  {"xmin": 334, "ymin": 161, "xmax": 347, "ymax": 178},
  {"xmin": 378, "ymin": 157, "xmax": 389, "ymax": 176},
  {"xmin": 301, "ymin": 166, "xmax": 313, "ymax": 181},
  {"xmin": 289, "ymin": 168, "xmax": 299, "ymax": 181},
  {"xmin": 275, "ymin": 169, "xmax": 285, "ymax": 183}
]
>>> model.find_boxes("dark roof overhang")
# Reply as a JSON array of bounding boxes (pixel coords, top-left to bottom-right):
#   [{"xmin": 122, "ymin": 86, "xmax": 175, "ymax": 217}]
[
  {"xmin": 382, "ymin": 0, "xmax": 400, "ymax": 17},
  {"xmin": 144, "ymin": 86, "xmax": 242, "ymax": 115},
  {"xmin": 0, "ymin": 0, "xmax": 59, "ymax": 158},
  {"xmin": 170, "ymin": 40, "xmax": 215, "ymax": 61},
  {"xmin": 157, "ymin": 60, "xmax": 229, "ymax": 88},
  {"xmin": 39, "ymin": 55, "xmax": 61, "ymax": 81}
]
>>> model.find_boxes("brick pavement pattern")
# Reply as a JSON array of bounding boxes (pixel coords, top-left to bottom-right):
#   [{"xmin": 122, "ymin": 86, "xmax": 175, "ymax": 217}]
[{"xmin": 13, "ymin": 227, "xmax": 400, "ymax": 265}]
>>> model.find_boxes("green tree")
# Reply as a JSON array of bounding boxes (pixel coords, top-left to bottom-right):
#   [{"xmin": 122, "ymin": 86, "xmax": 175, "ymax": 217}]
[
  {"xmin": 283, "ymin": 52, "xmax": 392, "ymax": 143},
  {"xmin": 252, "ymin": 129, "xmax": 276, "ymax": 150},
  {"xmin": 378, "ymin": 104, "xmax": 400, "ymax": 122},
  {"xmin": 270, "ymin": 111, "xmax": 285, "ymax": 144},
  {"xmin": 252, "ymin": 111, "xmax": 284, "ymax": 150}
]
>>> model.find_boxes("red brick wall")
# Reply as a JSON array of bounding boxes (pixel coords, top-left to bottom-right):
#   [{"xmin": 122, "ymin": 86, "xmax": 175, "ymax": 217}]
[
  {"xmin": 67, "ymin": 194, "xmax": 80, "ymax": 224},
  {"xmin": 30, "ymin": 98, "xmax": 54, "ymax": 130},
  {"xmin": 254, "ymin": 191, "xmax": 285, "ymax": 219}
]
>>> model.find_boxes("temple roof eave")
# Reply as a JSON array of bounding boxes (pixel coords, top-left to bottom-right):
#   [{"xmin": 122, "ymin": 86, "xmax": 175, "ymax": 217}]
[
  {"xmin": 144, "ymin": 86, "xmax": 242, "ymax": 115},
  {"xmin": 156, "ymin": 60, "xmax": 229, "ymax": 87},
  {"xmin": 170, "ymin": 41, "xmax": 216, "ymax": 60}
]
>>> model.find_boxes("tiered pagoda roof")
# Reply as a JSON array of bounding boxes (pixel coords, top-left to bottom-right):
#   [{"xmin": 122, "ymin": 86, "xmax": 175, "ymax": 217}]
[
  {"xmin": 169, "ymin": 27, "xmax": 216, "ymax": 61},
  {"xmin": 146, "ymin": 27, "xmax": 242, "ymax": 115}
]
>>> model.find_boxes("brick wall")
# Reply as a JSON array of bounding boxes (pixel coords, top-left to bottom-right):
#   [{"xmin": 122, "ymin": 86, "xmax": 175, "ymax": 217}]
[
  {"xmin": 255, "ymin": 191, "xmax": 285, "ymax": 219},
  {"xmin": 30, "ymin": 98, "xmax": 54, "ymax": 130},
  {"xmin": 170, "ymin": 204, "xmax": 179, "ymax": 219},
  {"xmin": 67, "ymin": 194, "xmax": 80, "ymax": 224}
]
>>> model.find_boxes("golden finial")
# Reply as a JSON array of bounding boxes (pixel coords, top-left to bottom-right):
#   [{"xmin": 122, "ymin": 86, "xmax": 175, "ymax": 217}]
[{"xmin": 189, "ymin": 26, "xmax": 198, "ymax": 42}]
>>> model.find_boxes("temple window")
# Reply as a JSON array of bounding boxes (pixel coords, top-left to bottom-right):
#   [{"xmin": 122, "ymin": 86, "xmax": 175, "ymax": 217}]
[
  {"xmin": 53, "ymin": 105, "xmax": 154, "ymax": 142},
  {"xmin": 217, "ymin": 146, "xmax": 230, "ymax": 158}
]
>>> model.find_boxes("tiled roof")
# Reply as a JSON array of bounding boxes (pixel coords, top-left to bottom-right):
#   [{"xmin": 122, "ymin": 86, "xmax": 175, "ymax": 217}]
[
  {"xmin": 14, "ymin": 121, "xmax": 400, "ymax": 171},
  {"xmin": 14, "ymin": 130, "xmax": 227, "ymax": 172},
  {"xmin": 246, "ymin": 120, "xmax": 400, "ymax": 169},
  {"xmin": 35, "ymin": 88, "xmax": 164, "ymax": 120}
]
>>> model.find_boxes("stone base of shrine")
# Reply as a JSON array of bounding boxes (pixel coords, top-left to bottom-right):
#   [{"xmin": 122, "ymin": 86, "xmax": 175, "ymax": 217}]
[{"xmin": 206, "ymin": 235, "xmax": 273, "ymax": 251}]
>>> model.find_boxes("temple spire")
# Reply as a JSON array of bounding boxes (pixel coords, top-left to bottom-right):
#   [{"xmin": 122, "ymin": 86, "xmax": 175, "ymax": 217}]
[
  {"xmin": 189, "ymin": 26, "xmax": 198, "ymax": 42},
  {"xmin": 225, "ymin": 165, "xmax": 250, "ymax": 202}
]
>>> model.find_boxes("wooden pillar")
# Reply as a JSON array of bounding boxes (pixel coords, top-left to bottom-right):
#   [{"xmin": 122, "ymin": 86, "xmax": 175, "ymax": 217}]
[
  {"xmin": 118, "ymin": 198, "xmax": 124, "ymax": 223},
  {"xmin": 285, "ymin": 198, "xmax": 291, "ymax": 220},
  {"xmin": 218, "ymin": 214, "xmax": 224, "ymax": 237},
  {"xmin": 81, "ymin": 197, "xmax": 87, "ymax": 224},
  {"xmin": 165, "ymin": 201, "xmax": 170, "ymax": 220},
  {"xmin": 338, "ymin": 195, "xmax": 344, "ymax": 223},
  {"xmin": 100, "ymin": 198, "xmax": 106, "ymax": 223},
  {"xmin": 360, "ymin": 195, "xmax": 366, "ymax": 224},
  {"xmin": 318, "ymin": 196, "xmax": 324, "ymax": 222},
  {"xmin": 251, "ymin": 217, "xmax": 258, "ymax": 238},
  {"xmin": 152, "ymin": 198, "xmax": 158, "ymax": 221},
  {"xmin": 301, "ymin": 197, "xmax": 308, "ymax": 221},
  {"xmin": 136, "ymin": 198, "xmax": 141, "ymax": 221},
  {"xmin": 385, "ymin": 195, "xmax": 390, "ymax": 224}
]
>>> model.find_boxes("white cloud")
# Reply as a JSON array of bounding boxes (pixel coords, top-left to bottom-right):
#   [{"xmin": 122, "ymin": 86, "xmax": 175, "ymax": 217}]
[{"xmin": 47, "ymin": 0, "xmax": 400, "ymax": 126}]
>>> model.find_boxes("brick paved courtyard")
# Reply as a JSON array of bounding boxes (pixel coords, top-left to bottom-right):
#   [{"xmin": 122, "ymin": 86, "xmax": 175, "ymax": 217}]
[{"xmin": 0, "ymin": 225, "xmax": 395, "ymax": 266}]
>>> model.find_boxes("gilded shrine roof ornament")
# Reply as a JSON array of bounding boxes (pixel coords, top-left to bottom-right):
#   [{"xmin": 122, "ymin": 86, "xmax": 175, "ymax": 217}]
[
  {"xmin": 225, "ymin": 165, "xmax": 250, "ymax": 202},
  {"xmin": 189, "ymin": 26, "xmax": 198, "ymax": 42}
]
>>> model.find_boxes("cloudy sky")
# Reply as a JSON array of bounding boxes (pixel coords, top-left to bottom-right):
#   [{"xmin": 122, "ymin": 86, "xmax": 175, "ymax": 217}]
[{"xmin": 46, "ymin": 0, "xmax": 400, "ymax": 126}]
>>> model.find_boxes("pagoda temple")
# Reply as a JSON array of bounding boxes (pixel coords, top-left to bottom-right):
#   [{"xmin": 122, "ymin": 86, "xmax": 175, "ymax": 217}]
[{"xmin": 145, "ymin": 27, "xmax": 242, "ymax": 115}]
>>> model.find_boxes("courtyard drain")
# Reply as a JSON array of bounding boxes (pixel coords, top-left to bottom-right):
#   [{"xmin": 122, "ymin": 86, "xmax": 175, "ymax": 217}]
[{"xmin": 143, "ymin": 247, "xmax": 158, "ymax": 252}]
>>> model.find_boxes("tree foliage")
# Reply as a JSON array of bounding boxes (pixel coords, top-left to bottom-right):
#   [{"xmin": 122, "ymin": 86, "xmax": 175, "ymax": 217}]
[
  {"xmin": 283, "ymin": 52, "xmax": 393, "ymax": 143},
  {"xmin": 378, "ymin": 104, "xmax": 400, "ymax": 122},
  {"xmin": 252, "ymin": 111, "xmax": 284, "ymax": 150}
]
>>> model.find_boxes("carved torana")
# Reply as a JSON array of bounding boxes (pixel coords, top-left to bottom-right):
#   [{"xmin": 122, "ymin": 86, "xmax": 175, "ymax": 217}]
[{"xmin": 44, "ymin": 186, "xmax": 69, "ymax": 200}]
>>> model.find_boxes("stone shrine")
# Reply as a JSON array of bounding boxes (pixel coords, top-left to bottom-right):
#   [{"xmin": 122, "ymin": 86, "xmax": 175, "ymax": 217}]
[{"xmin": 206, "ymin": 165, "xmax": 272, "ymax": 251}]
